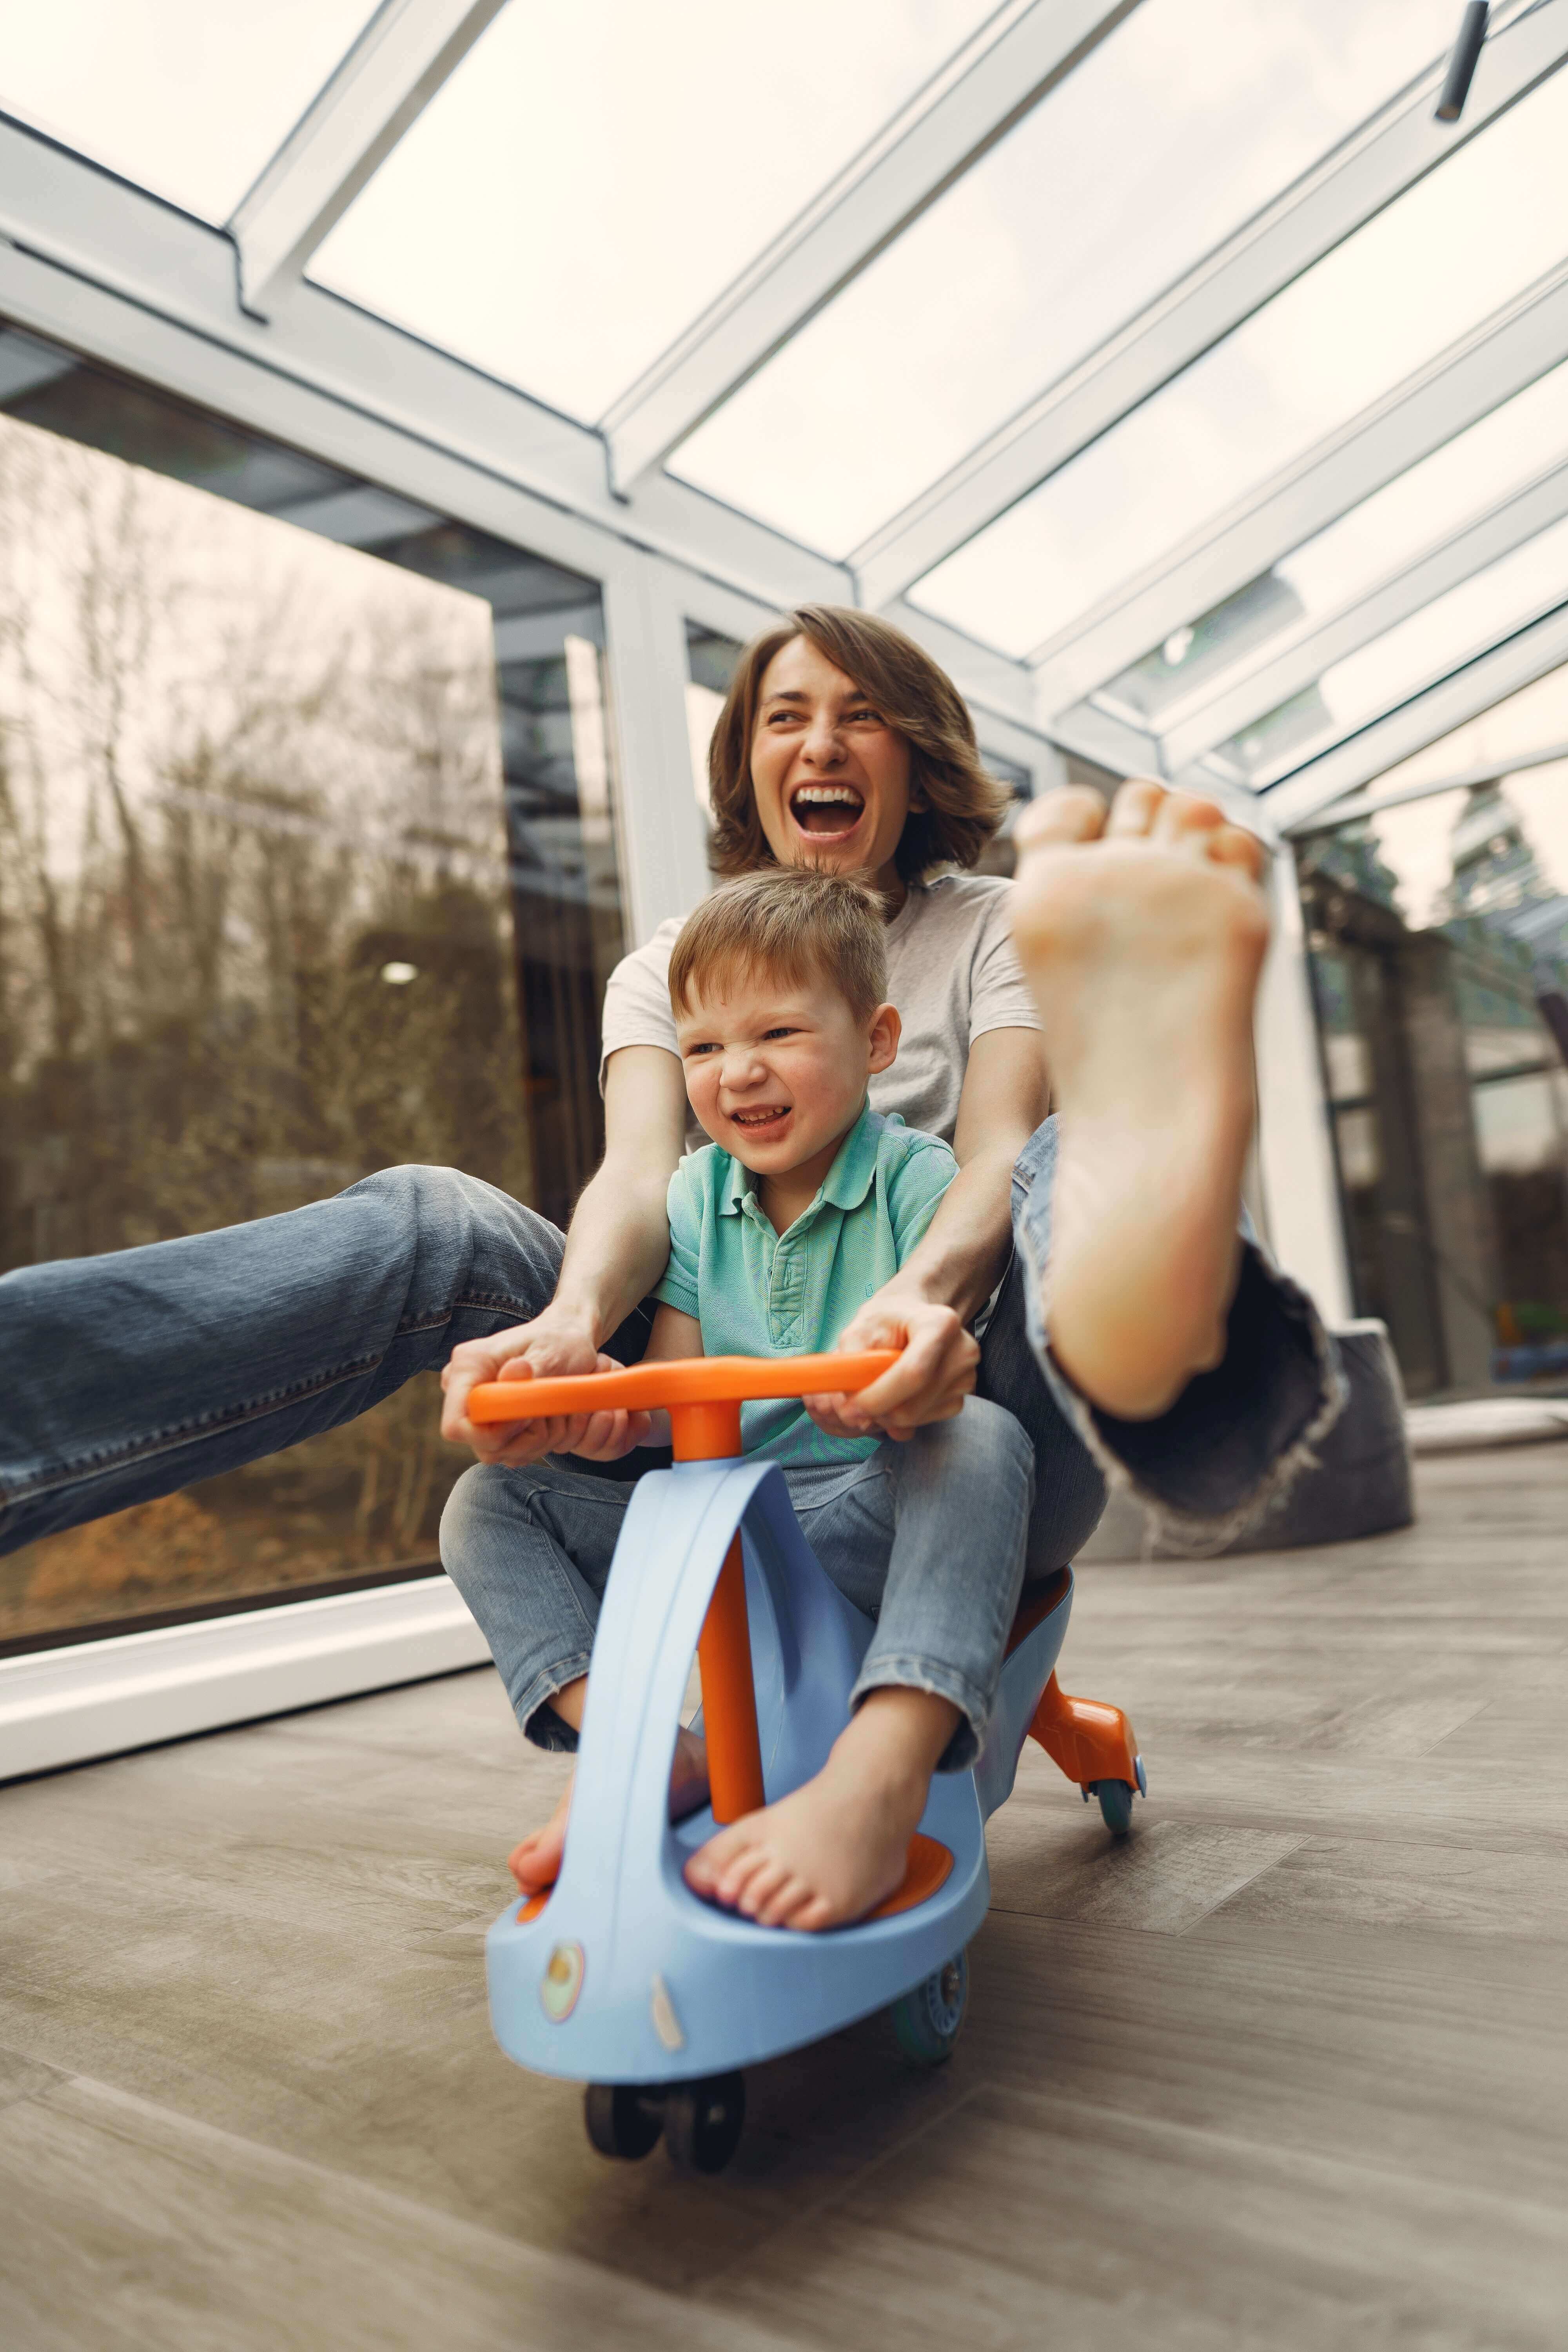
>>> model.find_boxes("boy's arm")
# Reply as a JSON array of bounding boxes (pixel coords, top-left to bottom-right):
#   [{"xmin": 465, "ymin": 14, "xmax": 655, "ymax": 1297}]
[{"xmin": 566, "ymin": 1303, "xmax": 703, "ymax": 1459}]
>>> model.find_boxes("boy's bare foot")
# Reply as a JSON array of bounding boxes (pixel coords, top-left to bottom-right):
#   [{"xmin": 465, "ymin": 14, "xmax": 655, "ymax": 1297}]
[
  {"xmin": 682, "ymin": 1687, "xmax": 958, "ymax": 1931},
  {"xmin": 1010, "ymin": 779, "xmax": 1270, "ymax": 1421},
  {"xmin": 508, "ymin": 1724, "xmax": 710, "ymax": 1896}
]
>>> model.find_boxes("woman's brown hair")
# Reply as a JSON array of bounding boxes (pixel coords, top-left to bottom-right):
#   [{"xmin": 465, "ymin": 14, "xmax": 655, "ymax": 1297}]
[{"xmin": 706, "ymin": 605, "xmax": 1011, "ymax": 884}]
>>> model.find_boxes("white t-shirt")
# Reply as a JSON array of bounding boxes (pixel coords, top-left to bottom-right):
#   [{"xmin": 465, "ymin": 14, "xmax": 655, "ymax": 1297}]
[{"xmin": 598, "ymin": 871, "xmax": 1042, "ymax": 1150}]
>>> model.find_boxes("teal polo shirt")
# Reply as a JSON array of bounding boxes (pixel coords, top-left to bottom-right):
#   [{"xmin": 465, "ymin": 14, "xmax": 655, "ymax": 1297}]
[{"xmin": 652, "ymin": 1103, "xmax": 957, "ymax": 1467}]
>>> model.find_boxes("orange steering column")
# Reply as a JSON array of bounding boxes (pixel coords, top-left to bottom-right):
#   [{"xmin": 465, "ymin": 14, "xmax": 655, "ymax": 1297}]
[
  {"xmin": 671, "ymin": 1397, "xmax": 766, "ymax": 1826},
  {"xmin": 467, "ymin": 1354, "xmax": 902, "ymax": 1841}
]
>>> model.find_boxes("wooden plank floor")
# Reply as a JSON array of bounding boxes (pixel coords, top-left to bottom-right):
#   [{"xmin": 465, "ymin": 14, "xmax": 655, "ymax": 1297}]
[{"xmin": 2, "ymin": 1444, "xmax": 1565, "ymax": 2352}]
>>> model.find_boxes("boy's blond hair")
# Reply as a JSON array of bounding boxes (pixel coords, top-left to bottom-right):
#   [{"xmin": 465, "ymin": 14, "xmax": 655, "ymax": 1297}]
[{"xmin": 667, "ymin": 867, "xmax": 888, "ymax": 1027}]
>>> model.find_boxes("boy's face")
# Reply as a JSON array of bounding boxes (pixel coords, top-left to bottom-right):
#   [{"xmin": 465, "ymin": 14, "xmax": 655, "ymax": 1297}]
[{"xmin": 675, "ymin": 965, "xmax": 899, "ymax": 1180}]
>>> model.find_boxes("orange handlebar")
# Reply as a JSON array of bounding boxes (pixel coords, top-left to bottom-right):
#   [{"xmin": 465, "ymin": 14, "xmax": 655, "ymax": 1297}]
[{"xmin": 467, "ymin": 1349, "xmax": 901, "ymax": 1426}]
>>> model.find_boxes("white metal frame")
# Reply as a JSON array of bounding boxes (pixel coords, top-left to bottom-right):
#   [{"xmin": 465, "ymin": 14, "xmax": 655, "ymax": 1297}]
[
  {"xmin": 1262, "ymin": 600, "xmax": 1568, "ymax": 830},
  {"xmin": 1033, "ymin": 257, "xmax": 1568, "ymax": 722},
  {"xmin": 601, "ymin": 0, "xmax": 1143, "ymax": 490},
  {"xmin": 0, "ymin": 1579, "xmax": 492, "ymax": 1784},
  {"xmin": 851, "ymin": 0, "xmax": 1568, "ymax": 614},
  {"xmin": 1253, "ymin": 845, "xmax": 1352, "ymax": 1323},
  {"xmin": 1159, "ymin": 454, "xmax": 1568, "ymax": 775},
  {"xmin": 229, "ymin": 0, "xmax": 508, "ymax": 319},
  {"xmin": 1284, "ymin": 737, "xmax": 1568, "ymax": 835}
]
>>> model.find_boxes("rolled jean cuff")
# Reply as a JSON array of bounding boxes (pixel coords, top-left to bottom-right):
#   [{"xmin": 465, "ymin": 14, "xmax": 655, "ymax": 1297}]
[
  {"xmin": 848, "ymin": 1655, "xmax": 992, "ymax": 1773},
  {"xmin": 512, "ymin": 1653, "xmax": 594, "ymax": 1752},
  {"xmin": 1018, "ymin": 1196, "xmax": 1347, "ymax": 1555}
]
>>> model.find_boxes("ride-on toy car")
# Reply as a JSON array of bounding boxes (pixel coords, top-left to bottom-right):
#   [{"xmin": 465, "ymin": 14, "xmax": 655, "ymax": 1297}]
[{"xmin": 467, "ymin": 1349, "xmax": 1144, "ymax": 2174}]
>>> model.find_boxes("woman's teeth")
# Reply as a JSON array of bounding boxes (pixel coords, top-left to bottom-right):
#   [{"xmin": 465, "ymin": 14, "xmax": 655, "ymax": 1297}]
[{"xmin": 791, "ymin": 786, "xmax": 863, "ymax": 833}]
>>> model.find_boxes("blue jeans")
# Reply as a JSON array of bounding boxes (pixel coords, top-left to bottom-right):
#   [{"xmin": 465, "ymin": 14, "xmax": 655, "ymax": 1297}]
[
  {"xmin": 0, "ymin": 1125, "xmax": 1339, "ymax": 1566},
  {"xmin": 439, "ymin": 1396, "xmax": 1034, "ymax": 1771}
]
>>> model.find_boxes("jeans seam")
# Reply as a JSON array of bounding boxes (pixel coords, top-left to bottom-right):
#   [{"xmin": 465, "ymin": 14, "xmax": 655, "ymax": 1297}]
[{"xmin": 3, "ymin": 1296, "xmax": 547, "ymax": 1508}]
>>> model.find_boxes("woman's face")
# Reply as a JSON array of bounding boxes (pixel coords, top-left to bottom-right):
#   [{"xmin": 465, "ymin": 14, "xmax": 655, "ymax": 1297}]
[{"xmin": 749, "ymin": 634, "xmax": 915, "ymax": 900}]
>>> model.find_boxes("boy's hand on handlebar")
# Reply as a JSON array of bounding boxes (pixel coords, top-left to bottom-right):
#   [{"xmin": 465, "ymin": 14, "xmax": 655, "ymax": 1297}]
[
  {"xmin": 803, "ymin": 1296, "xmax": 977, "ymax": 1443},
  {"xmin": 441, "ymin": 1318, "xmax": 652, "ymax": 1465}
]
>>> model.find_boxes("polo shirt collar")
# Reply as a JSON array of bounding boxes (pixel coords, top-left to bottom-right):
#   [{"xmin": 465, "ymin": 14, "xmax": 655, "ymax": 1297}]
[{"xmin": 718, "ymin": 1101, "xmax": 882, "ymax": 1219}]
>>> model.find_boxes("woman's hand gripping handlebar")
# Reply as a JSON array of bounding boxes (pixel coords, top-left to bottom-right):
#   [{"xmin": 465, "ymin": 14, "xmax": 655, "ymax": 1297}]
[{"xmin": 468, "ymin": 1350, "xmax": 904, "ymax": 1462}]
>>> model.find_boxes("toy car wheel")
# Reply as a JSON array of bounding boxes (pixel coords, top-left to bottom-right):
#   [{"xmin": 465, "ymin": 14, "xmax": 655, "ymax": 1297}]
[
  {"xmin": 584, "ymin": 2081, "xmax": 663, "ymax": 2161},
  {"xmin": 663, "ymin": 2072, "xmax": 746, "ymax": 2174},
  {"xmin": 889, "ymin": 1947, "xmax": 968, "ymax": 2066},
  {"xmin": 1093, "ymin": 1779, "xmax": 1135, "ymax": 1835}
]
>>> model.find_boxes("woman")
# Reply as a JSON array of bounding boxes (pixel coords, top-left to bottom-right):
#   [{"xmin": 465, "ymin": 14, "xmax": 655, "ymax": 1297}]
[{"xmin": 1, "ymin": 607, "xmax": 1338, "ymax": 1606}]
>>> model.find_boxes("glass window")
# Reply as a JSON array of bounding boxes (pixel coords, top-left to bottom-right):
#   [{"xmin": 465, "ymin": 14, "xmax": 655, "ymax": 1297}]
[
  {"xmin": 684, "ymin": 622, "xmax": 744, "ymax": 821},
  {"xmin": 676, "ymin": 0, "xmax": 1457, "ymax": 555},
  {"xmin": 312, "ymin": 0, "xmax": 993, "ymax": 426},
  {"xmin": 0, "ymin": 327, "xmax": 622, "ymax": 1650},
  {"xmin": 912, "ymin": 60, "xmax": 1568, "ymax": 657},
  {"xmin": 1202, "ymin": 511, "xmax": 1568, "ymax": 786},
  {"xmin": 1100, "ymin": 355, "xmax": 1568, "ymax": 728},
  {"xmin": 0, "ymin": 1, "xmax": 379, "ymax": 222},
  {"xmin": 1298, "ymin": 732, "xmax": 1568, "ymax": 1397}
]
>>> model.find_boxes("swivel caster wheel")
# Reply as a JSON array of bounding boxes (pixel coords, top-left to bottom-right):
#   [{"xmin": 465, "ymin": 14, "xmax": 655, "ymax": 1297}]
[
  {"xmin": 584, "ymin": 2082, "xmax": 663, "ymax": 2161},
  {"xmin": 1087, "ymin": 1754, "xmax": 1146, "ymax": 1836},
  {"xmin": 663, "ymin": 2071, "xmax": 746, "ymax": 2174},
  {"xmin": 889, "ymin": 1947, "xmax": 968, "ymax": 2067}
]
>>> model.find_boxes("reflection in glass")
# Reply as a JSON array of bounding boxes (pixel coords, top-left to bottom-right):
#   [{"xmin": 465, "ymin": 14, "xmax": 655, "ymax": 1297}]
[
  {"xmin": 684, "ymin": 622, "xmax": 744, "ymax": 823},
  {"xmin": 1299, "ymin": 750, "xmax": 1568, "ymax": 1397},
  {"xmin": 0, "ymin": 330, "xmax": 622, "ymax": 1647},
  {"xmin": 913, "ymin": 62, "xmax": 1568, "ymax": 657},
  {"xmin": 312, "ymin": 0, "xmax": 992, "ymax": 426},
  {"xmin": 677, "ymin": 0, "xmax": 1457, "ymax": 555}
]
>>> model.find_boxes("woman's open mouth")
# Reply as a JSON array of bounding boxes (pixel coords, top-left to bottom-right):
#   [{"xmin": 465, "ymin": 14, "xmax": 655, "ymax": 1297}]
[{"xmin": 789, "ymin": 783, "xmax": 864, "ymax": 839}]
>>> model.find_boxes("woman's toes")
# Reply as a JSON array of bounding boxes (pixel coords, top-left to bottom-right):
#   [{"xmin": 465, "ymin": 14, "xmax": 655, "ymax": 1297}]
[
  {"xmin": 1208, "ymin": 823, "xmax": 1267, "ymax": 881},
  {"xmin": 1151, "ymin": 788, "xmax": 1226, "ymax": 848},
  {"xmin": 1103, "ymin": 776, "xmax": 1167, "ymax": 836},
  {"xmin": 1014, "ymin": 784, "xmax": 1106, "ymax": 853}
]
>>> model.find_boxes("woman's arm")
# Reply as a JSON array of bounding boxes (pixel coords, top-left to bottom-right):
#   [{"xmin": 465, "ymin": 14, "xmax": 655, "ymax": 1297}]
[
  {"xmin": 807, "ymin": 1026, "xmax": 1047, "ymax": 1442},
  {"xmin": 440, "ymin": 1045, "xmax": 688, "ymax": 1465}
]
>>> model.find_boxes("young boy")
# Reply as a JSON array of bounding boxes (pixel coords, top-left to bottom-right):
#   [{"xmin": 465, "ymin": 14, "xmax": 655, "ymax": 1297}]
[{"xmin": 439, "ymin": 867, "xmax": 1034, "ymax": 1933}]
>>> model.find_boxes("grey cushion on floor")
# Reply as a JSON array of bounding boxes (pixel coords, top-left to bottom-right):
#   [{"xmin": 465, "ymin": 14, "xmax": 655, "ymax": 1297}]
[{"xmin": 1078, "ymin": 1319, "xmax": 1414, "ymax": 1562}]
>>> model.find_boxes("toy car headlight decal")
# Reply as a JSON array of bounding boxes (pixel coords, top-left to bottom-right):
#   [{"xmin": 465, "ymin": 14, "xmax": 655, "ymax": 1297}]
[{"xmin": 540, "ymin": 1940, "xmax": 584, "ymax": 2022}]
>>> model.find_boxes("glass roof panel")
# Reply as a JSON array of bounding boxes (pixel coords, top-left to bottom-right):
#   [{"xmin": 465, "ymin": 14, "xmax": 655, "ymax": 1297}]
[
  {"xmin": 0, "ymin": 0, "xmax": 379, "ymax": 222},
  {"xmin": 1103, "ymin": 354, "xmax": 1568, "ymax": 726},
  {"xmin": 311, "ymin": 0, "xmax": 994, "ymax": 427},
  {"xmin": 674, "ymin": 0, "xmax": 1457, "ymax": 556},
  {"xmin": 1355, "ymin": 662, "xmax": 1568, "ymax": 806},
  {"xmin": 1202, "ymin": 510, "xmax": 1568, "ymax": 788},
  {"xmin": 914, "ymin": 59, "xmax": 1568, "ymax": 659}
]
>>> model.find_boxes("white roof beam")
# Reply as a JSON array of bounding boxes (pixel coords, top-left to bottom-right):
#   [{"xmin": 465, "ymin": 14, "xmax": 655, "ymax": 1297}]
[
  {"xmin": 1157, "ymin": 455, "xmax": 1568, "ymax": 773},
  {"xmin": 851, "ymin": 0, "xmax": 1568, "ymax": 612},
  {"xmin": 228, "ymin": 0, "xmax": 509, "ymax": 321},
  {"xmin": 1032, "ymin": 256, "xmax": 1568, "ymax": 715},
  {"xmin": 1254, "ymin": 601, "xmax": 1568, "ymax": 831},
  {"xmin": 1285, "ymin": 738, "xmax": 1568, "ymax": 834},
  {"xmin": 600, "ymin": 0, "xmax": 1145, "ymax": 493},
  {"xmin": 0, "ymin": 112, "xmax": 852, "ymax": 617}
]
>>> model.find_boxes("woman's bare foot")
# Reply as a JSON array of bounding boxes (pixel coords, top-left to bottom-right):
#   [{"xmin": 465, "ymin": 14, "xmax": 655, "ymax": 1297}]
[
  {"xmin": 508, "ymin": 1723, "xmax": 710, "ymax": 1896},
  {"xmin": 682, "ymin": 1687, "xmax": 959, "ymax": 1931},
  {"xmin": 1010, "ymin": 779, "xmax": 1270, "ymax": 1421}
]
